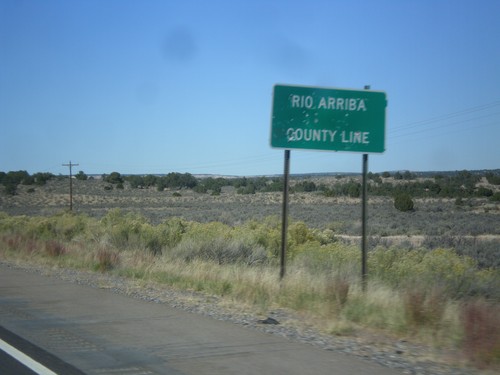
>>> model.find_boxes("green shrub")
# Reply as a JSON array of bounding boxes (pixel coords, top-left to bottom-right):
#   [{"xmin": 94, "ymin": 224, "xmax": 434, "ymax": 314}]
[
  {"xmin": 490, "ymin": 192, "xmax": 500, "ymax": 202},
  {"xmin": 240, "ymin": 217, "xmax": 281, "ymax": 259},
  {"xmin": 485, "ymin": 173, "xmax": 500, "ymax": 185},
  {"xmin": 51, "ymin": 212, "xmax": 89, "ymax": 241},
  {"xmin": 100, "ymin": 209, "xmax": 148, "ymax": 249},
  {"xmin": 138, "ymin": 218, "xmax": 189, "ymax": 255},
  {"xmin": 193, "ymin": 185, "xmax": 207, "ymax": 194},
  {"xmin": 348, "ymin": 183, "xmax": 360, "ymax": 198},
  {"xmin": 104, "ymin": 172, "xmax": 123, "ymax": 184},
  {"xmin": 237, "ymin": 185, "xmax": 256, "ymax": 194},
  {"xmin": 4, "ymin": 183, "xmax": 17, "ymax": 196},
  {"xmin": 0, "ymin": 213, "xmax": 89, "ymax": 244},
  {"xmin": 394, "ymin": 193, "xmax": 414, "ymax": 212},
  {"xmin": 75, "ymin": 171, "xmax": 88, "ymax": 180},
  {"xmin": 288, "ymin": 221, "xmax": 313, "ymax": 247},
  {"xmin": 293, "ymin": 242, "xmax": 359, "ymax": 274},
  {"xmin": 171, "ymin": 237, "xmax": 267, "ymax": 265},
  {"xmin": 158, "ymin": 218, "xmax": 187, "ymax": 248},
  {"xmin": 476, "ymin": 187, "xmax": 493, "ymax": 197},
  {"xmin": 368, "ymin": 246, "xmax": 498, "ymax": 299}
]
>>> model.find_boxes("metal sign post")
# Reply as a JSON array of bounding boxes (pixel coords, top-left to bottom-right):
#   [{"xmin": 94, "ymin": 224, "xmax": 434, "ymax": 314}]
[
  {"xmin": 361, "ymin": 153, "xmax": 368, "ymax": 292},
  {"xmin": 280, "ymin": 150, "xmax": 290, "ymax": 280},
  {"xmin": 361, "ymin": 85, "xmax": 371, "ymax": 292}
]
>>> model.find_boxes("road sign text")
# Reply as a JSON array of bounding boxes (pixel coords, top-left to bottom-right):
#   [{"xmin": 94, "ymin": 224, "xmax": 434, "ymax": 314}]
[
  {"xmin": 271, "ymin": 85, "xmax": 386, "ymax": 153},
  {"xmin": 291, "ymin": 95, "xmax": 367, "ymax": 112}
]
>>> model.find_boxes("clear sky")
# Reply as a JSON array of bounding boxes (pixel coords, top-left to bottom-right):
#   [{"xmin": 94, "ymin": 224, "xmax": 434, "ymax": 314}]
[{"xmin": 1, "ymin": 0, "xmax": 499, "ymax": 176}]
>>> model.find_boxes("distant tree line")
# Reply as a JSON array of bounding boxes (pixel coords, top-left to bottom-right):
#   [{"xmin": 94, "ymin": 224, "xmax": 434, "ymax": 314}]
[
  {"xmin": 122, "ymin": 172, "xmax": 197, "ymax": 191},
  {"xmin": 0, "ymin": 170, "xmax": 55, "ymax": 195},
  {"xmin": 2, "ymin": 169, "xmax": 499, "ymax": 202},
  {"xmin": 124, "ymin": 174, "xmax": 283, "ymax": 195},
  {"xmin": 316, "ymin": 170, "xmax": 500, "ymax": 201}
]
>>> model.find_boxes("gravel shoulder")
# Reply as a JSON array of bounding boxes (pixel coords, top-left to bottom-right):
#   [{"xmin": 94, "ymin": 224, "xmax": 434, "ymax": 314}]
[{"xmin": 0, "ymin": 259, "xmax": 491, "ymax": 375}]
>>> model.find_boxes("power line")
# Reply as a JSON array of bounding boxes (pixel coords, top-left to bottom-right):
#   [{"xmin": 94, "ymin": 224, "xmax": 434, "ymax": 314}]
[
  {"xmin": 389, "ymin": 111, "xmax": 500, "ymax": 140},
  {"xmin": 387, "ymin": 100, "xmax": 500, "ymax": 147},
  {"xmin": 390, "ymin": 120, "xmax": 498, "ymax": 146},
  {"xmin": 390, "ymin": 100, "xmax": 500, "ymax": 134}
]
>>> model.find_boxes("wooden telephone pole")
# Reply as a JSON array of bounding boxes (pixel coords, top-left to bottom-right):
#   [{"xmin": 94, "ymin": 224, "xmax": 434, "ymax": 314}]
[{"xmin": 62, "ymin": 161, "xmax": 79, "ymax": 211}]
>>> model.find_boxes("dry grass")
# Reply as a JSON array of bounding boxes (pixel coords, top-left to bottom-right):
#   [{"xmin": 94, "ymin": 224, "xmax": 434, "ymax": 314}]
[
  {"xmin": 325, "ymin": 276, "xmax": 350, "ymax": 313},
  {"xmin": 461, "ymin": 300, "xmax": 500, "ymax": 368},
  {"xmin": 44, "ymin": 240, "xmax": 66, "ymax": 257},
  {"xmin": 403, "ymin": 287, "xmax": 447, "ymax": 330},
  {"xmin": 95, "ymin": 248, "xmax": 120, "ymax": 272}
]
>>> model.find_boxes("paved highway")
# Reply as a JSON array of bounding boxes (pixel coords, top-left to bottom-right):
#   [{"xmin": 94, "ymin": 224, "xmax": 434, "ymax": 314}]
[
  {"xmin": 0, "ymin": 264, "xmax": 403, "ymax": 374},
  {"xmin": 0, "ymin": 344, "xmax": 38, "ymax": 375}
]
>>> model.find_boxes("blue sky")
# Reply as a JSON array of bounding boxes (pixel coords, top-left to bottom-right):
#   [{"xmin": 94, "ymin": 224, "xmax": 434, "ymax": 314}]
[{"xmin": 1, "ymin": 0, "xmax": 499, "ymax": 176}]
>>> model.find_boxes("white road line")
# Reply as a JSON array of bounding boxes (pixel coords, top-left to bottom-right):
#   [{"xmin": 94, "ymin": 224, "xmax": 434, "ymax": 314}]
[{"xmin": 0, "ymin": 337, "xmax": 58, "ymax": 375}]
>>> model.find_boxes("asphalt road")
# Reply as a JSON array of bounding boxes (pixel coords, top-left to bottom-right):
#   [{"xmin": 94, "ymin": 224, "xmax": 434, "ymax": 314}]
[
  {"xmin": 0, "ymin": 264, "xmax": 403, "ymax": 375},
  {"xmin": 0, "ymin": 345, "xmax": 38, "ymax": 375}
]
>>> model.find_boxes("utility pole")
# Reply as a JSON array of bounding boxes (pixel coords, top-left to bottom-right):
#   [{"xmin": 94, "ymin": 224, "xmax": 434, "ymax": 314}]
[{"xmin": 62, "ymin": 161, "xmax": 79, "ymax": 211}]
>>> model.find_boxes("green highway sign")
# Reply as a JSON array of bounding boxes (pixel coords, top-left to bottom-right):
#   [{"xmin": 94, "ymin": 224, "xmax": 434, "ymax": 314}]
[{"xmin": 270, "ymin": 84, "xmax": 387, "ymax": 153}]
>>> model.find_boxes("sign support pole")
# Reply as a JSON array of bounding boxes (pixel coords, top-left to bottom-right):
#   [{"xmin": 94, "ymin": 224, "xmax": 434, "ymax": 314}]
[
  {"xmin": 361, "ymin": 153, "xmax": 368, "ymax": 292},
  {"xmin": 361, "ymin": 85, "xmax": 370, "ymax": 292},
  {"xmin": 280, "ymin": 149, "xmax": 290, "ymax": 280}
]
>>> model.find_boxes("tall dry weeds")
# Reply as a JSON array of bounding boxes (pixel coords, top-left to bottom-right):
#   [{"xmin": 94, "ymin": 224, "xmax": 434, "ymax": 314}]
[
  {"xmin": 95, "ymin": 248, "xmax": 120, "ymax": 272},
  {"xmin": 44, "ymin": 240, "xmax": 66, "ymax": 257},
  {"xmin": 461, "ymin": 299, "xmax": 500, "ymax": 368},
  {"xmin": 403, "ymin": 286, "xmax": 447, "ymax": 330},
  {"xmin": 325, "ymin": 276, "xmax": 350, "ymax": 313}
]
